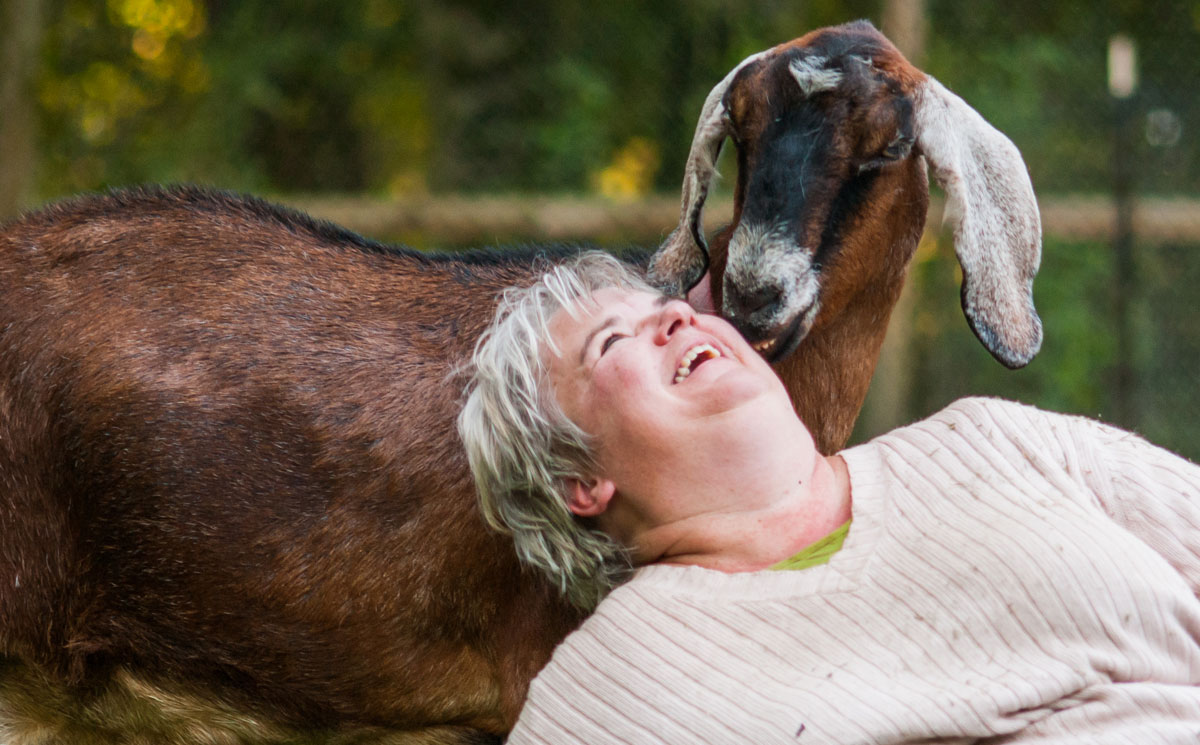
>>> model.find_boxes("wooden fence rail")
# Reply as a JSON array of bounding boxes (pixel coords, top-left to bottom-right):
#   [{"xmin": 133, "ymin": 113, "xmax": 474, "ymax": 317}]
[{"xmin": 287, "ymin": 194, "xmax": 1200, "ymax": 247}]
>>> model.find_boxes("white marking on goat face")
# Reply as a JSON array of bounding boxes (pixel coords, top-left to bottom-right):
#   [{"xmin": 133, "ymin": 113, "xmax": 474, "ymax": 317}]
[
  {"xmin": 650, "ymin": 50, "xmax": 771, "ymax": 295},
  {"xmin": 724, "ymin": 221, "xmax": 821, "ymax": 334},
  {"xmin": 789, "ymin": 56, "xmax": 843, "ymax": 96}
]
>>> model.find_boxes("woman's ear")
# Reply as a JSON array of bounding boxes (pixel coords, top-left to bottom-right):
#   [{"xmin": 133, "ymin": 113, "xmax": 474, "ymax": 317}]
[{"xmin": 566, "ymin": 477, "xmax": 616, "ymax": 518}]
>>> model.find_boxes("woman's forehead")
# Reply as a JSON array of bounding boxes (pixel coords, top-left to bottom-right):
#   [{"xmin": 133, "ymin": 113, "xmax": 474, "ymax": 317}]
[
  {"xmin": 548, "ymin": 288, "xmax": 664, "ymax": 357},
  {"xmin": 586, "ymin": 286, "xmax": 664, "ymax": 310},
  {"xmin": 561, "ymin": 288, "xmax": 664, "ymax": 330}
]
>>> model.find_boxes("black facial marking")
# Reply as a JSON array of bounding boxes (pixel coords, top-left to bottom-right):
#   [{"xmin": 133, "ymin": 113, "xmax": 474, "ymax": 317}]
[{"xmin": 739, "ymin": 103, "xmax": 836, "ymax": 230}]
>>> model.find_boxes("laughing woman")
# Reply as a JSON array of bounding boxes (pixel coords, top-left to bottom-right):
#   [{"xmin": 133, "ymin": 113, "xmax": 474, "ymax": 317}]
[{"xmin": 458, "ymin": 251, "xmax": 1200, "ymax": 745}]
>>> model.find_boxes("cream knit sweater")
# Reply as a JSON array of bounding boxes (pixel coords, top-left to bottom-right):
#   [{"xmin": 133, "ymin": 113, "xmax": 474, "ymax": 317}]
[{"xmin": 507, "ymin": 398, "xmax": 1200, "ymax": 744}]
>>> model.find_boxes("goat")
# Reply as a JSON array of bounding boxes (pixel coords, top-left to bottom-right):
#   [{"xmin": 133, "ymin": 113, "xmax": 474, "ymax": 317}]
[
  {"xmin": 0, "ymin": 20, "xmax": 1039, "ymax": 745},
  {"xmin": 650, "ymin": 20, "xmax": 1042, "ymax": 451}
]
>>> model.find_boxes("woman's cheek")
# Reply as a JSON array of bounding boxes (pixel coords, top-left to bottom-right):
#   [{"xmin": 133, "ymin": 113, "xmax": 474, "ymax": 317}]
[{"xmin": 610, "ymin": 359, "xmax": 648, "ymax": 391}]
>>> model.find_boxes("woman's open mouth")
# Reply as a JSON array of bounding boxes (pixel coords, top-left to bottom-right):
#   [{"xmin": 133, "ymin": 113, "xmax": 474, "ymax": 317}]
[{"xmin": 673, "ymin": 343, "xmax": 721, "ymax": 384}]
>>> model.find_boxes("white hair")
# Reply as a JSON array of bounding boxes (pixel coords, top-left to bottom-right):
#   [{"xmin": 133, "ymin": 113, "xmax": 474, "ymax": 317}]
[{"xmin": 457, "ymin": 251, "xmax": 658, "ymax": 610}]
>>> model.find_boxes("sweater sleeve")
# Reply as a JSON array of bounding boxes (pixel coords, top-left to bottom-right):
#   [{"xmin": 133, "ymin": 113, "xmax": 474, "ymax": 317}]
[{"xmin": 1055, "ymin": 409, "xmax": 1200, "ymax": 594}]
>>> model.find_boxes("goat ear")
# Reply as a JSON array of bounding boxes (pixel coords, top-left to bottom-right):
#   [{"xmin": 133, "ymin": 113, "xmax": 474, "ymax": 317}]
[
  {"xmin": 648, "ymin": 51, "xmax": 768, "ymax": 296},
  {"xmin": 914, "ymin": 77, "xmax": 1043, "ymax": 369}
]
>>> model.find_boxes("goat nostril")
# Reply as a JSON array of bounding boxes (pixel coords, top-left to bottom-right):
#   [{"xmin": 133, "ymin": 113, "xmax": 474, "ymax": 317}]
[{"xmin": 730, "ymin": 285, "xmax": 784, "ymax": 318}]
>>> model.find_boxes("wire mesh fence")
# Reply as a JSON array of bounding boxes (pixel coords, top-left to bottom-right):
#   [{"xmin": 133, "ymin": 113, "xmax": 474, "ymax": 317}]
[
  {"xmin": 848, "ymin": 0, "xmax": 1200, "ymax": 457},
  {"xmin": 855, "ymin": 229, "xmax": 1200, "ymax": 462}
]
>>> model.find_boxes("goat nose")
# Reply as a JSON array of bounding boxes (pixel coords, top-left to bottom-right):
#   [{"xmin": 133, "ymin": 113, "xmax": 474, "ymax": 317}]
[{"xmin": 727, "ymin": 284, "xmax": 783, "ymax": 321}]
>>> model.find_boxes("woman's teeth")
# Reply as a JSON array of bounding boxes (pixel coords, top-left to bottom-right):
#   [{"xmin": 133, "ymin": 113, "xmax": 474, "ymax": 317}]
[{"xmin": 674, "ymin": 344, "xmax": 720, "ymax": 384}]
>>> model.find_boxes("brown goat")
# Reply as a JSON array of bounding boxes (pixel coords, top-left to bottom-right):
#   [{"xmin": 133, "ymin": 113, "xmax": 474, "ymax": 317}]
[
  {"xmin": 651, "ymin": 21, "xmax": 1042, "ymax": 450},
  {"xmin": 0, "ymin": 189, "xmax": 576, "ymax": 744},
  {"xmin": 0, "ymin": 21, "xmax": 1039, "ymax": 745}
]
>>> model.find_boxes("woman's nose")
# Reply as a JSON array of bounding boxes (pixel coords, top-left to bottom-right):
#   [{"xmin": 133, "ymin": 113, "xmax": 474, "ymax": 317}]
[{"xmin": 654, "ymin": 300, "xmax": 695, "ymax": 344}]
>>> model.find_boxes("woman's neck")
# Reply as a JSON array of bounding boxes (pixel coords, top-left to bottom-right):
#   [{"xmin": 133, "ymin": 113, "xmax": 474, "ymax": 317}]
[{"xmin": 629, "ymin": 452, "xmax": 852, "ymax": 572}]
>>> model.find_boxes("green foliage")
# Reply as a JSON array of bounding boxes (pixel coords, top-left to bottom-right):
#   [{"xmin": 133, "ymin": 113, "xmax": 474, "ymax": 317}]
[
  {"xmin": 38, "ymin": 0, "xmax": 427, "ymax": 194},
  {"xmin": 33, "ymin": 0, "xmax": 911, "ymax": 196},
  {"xmin": 34, "ymin": 0, "xmax": 1200, "ymax": 198},
  {"xmin": 908, "ymin": 235, "xmax": 1116, "ymax": 417},
  {"xmin": 37, "ymin": 0, "xmax": 209, "ymax": 191},
  {"xmin": 869, "ymin": 233, "xmax": 1200, "ymax": 461},
  {"xmin": 1136, "ymin": 242, "xmax": 1200, "ymax": 459}
]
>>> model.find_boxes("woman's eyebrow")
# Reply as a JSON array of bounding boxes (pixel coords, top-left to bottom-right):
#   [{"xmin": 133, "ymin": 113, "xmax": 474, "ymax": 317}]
[
  {"xmin": 576, "ymin": 295, "xmax": 671, "ymax": 363},
  {"xmin": 579, "ymin": 316, "xmax": 618, "ymax": 364}
]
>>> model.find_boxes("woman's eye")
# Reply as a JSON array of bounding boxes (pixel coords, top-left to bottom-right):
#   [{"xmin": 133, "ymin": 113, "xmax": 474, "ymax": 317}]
[{"xmin": 600, "ymin": 333, "xmax": 625, "ymax": 355}]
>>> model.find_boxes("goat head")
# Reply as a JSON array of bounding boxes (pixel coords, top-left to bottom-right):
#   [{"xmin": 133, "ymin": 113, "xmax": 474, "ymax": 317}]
[{"xmin": 649, "ymin": 19, "xmax": 1042, "ymax": 371}]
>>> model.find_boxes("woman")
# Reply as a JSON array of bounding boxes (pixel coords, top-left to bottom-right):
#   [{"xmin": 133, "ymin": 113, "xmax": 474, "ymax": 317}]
[{"xmin": 458, "ymin": 251, "xmax": 1200, "ymax": 744}]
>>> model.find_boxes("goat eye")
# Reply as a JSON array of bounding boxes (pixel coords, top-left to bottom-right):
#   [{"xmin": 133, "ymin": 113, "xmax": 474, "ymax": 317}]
[
  {"xmin": 859, "ymin": 135, "xmax": 914, "ymax": 174},
  {"xmin": 882, "ymin": 135, "xmax": 913, "ymax": 160}
]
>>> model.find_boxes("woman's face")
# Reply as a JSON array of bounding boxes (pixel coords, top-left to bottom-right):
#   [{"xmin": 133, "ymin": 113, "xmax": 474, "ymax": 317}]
[{"xmin": 547, "ymin": 288, "xmax": 792, "ymax": 496}]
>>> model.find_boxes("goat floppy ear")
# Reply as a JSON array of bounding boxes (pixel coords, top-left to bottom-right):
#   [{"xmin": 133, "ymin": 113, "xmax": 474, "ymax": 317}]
[
  {"xmin": 648, "ymin": 51, "xmax": 768, "ymax": 297},
  {"xmin": 914, "ymin": 77, "xmax": 1043, "ymax": 369}
]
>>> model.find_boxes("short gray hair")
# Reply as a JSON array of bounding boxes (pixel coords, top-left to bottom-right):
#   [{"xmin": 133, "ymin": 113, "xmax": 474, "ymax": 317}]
[{"xmin": 458, "ymin": 251, "xmax": 658, "ymax": 610}]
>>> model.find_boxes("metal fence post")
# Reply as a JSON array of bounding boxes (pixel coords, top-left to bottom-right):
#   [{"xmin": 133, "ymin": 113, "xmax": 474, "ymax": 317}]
[
  {"xmin": 858, "ymin": 0, "xmax": 927, "ymax": 439},
  {"xmin": 1109, "ymin": 34, "xmax": 1137, "ymax": 428}
]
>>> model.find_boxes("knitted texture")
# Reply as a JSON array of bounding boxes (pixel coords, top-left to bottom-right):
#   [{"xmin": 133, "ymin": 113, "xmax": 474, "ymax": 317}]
[{"xmin": 507, "ymin": 398, "xmax": 1200, "ymax": 744}]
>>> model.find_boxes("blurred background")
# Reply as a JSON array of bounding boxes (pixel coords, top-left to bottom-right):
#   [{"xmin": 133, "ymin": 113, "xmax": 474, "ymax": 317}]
[{"xmin": 2, "ymin": 0, "xmax": 1197, "ymax": 457}]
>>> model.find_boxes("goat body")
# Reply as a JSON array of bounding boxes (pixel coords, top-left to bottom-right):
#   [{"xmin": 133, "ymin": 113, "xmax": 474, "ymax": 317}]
[
  {"xmin": 0, "ymin": 20, "xmax": 1041, "ymax": 745},
  {"xmin": 0, "ymin": 187, "xmax": 580, "ymax": 742}
]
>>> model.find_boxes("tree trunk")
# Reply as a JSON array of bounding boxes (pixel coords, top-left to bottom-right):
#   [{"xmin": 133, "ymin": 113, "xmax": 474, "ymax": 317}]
[
  {"xmin": 858, "ymin": 0, "xmax": 927, "ymax": 439},
  {"xmin": 0, "ymin": 0, "xmax": 45, "ymax": 220}
]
